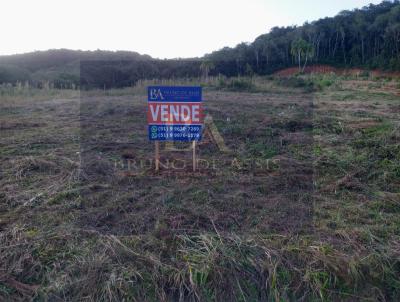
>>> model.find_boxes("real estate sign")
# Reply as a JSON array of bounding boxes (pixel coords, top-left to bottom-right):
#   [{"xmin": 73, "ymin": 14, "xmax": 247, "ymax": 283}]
[{"xmin": 147, "ymin": 86, "xmax": 203, "ymax": 141}]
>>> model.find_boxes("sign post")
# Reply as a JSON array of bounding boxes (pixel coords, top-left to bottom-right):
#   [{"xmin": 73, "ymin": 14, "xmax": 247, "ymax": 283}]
[
  {"xmin": 155, "ymin": 141, "xmax": 160, "ymax": 172},
  {"xmin": 147, "ymin": 86, "xmax": 203, "ymax": 172},
  {"xmin": 192, "ymin": 141, "xmax": 196, "ymax": 172}
]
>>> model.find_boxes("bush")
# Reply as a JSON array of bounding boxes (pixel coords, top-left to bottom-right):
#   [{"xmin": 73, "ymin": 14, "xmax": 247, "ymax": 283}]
[
  {"xmin": 228, "ymin": 79, "xmax": 255, "ymax": 91},
  {"xmin": 313, "ymin": 78, "xmax": 334, "ymax": 91},
  {"xmin": 359, "ymin": 70, "xmax": 370, "ymax": 78},
  {"xmin": 216, "ymin": 78, "xmax": 256, "ymax": 92},
  {"xmin": 276, "ymin": 77, "xmax": 308, "ymax": 88},
  {"xmin": 276, "ymin": 76, "xmax": 317, "ymax": 92}
]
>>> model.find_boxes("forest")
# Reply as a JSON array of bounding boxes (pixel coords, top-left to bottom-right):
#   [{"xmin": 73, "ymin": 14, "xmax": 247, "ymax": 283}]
[
  {"xmin": 0, "ymin": 0, "xmax": 399, "ymax": 88},
  {"xmin": 206, "ymin": 0, "xmax": 400, "ymax": 75}
]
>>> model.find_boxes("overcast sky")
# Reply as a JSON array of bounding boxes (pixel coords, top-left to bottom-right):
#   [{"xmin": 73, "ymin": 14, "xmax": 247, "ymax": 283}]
[{"xmin": 1, "ymin": 0, "xmax": 383, "ymax": 58}]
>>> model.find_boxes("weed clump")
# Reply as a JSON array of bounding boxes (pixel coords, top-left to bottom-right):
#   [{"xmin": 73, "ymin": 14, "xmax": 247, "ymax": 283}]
[{"xmin": 216, "ymin": 78, "xmax": 256, "ymax": 91}]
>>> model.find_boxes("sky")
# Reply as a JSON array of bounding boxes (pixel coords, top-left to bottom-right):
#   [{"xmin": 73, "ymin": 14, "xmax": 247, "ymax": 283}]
[{"xmin": 1, "ymin": 0, "xmax": 383, "ymax": 58}]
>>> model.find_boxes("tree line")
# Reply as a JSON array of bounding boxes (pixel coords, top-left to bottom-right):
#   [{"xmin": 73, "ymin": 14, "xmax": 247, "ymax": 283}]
[
  {"xmin": 0, "ymin": 1, "xmax": 399, "ymax": 89},
  {"xmin": 206, "ymin": 0, "xmax": 400, "ymax": 76}
]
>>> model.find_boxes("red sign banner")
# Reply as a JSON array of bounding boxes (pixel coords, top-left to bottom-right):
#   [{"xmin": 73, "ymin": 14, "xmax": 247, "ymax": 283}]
[{"xmin": 147, "ymin": 102, "xmax": 203, "ymax": 125}]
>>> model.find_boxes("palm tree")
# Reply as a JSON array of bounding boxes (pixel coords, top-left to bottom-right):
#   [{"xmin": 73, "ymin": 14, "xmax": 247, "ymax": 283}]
[
  {"xmin": 200, "ymin": 60, "xmax": 215, "ymax": 80},
  {"xmin": 291, "ymin": 38, "xmax": 315, "ymax": 73}
]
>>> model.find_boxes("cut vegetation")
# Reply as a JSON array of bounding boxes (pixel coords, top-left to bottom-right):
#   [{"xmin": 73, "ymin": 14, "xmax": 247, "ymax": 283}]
[{"xmin": 0, "ymin": 74, "xmax": 399, "ymax": 301}]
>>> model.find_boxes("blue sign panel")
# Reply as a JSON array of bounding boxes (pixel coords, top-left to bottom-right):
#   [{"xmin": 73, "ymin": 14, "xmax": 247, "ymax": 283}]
[
  {"xmin": 148, "ymin": 86, "xmax": 202, "ymax": 102},
  {"xmin": 148, "ymin": 125, "xmax": 202, "ymax": 141},
  {"xmin": 147, "ymin": 86, "xmax": 203, "ymax": 141}
]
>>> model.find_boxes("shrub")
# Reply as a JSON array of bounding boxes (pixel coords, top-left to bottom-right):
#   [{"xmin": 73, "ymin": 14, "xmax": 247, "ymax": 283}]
[
  {"xmin": 276, "ymin": 77, "xmax": 309, "ymax": 88},
  {"xmin": 228, "ymin": 79, "xmax": 255, "ymax": 91}
]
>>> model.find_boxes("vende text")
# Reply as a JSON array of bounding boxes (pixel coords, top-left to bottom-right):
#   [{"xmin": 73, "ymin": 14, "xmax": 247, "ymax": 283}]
[{"xmin": 147, "ymin": 103, "xmax": 202, "ymax": 125}]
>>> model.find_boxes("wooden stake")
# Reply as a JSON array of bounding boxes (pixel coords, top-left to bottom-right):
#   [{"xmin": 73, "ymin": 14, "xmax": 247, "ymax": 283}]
[
  {"xmin": 155, "ymin": 141, "xmax": 160, "ymax": 172},
  {"xmin": 192, "ymin": 140, "xmax": 196, "ymax": 172}
]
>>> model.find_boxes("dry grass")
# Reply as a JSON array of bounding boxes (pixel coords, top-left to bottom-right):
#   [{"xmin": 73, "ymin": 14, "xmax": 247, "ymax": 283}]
[{"xmin": 0, "ymin": 77, "xmax": 399, "ymax": 301}]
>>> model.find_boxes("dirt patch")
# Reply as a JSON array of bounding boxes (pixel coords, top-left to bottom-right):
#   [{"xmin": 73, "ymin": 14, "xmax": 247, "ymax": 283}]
[
  {"xmin": 275, "ymin": 64, "xmax": 400, "ymax": 78},
  {"xmin": 346, "ymin": 120, "xmax": 381, "ymax": 130},
  {"xmin": 275, "ymin": 65, "xmax": 337, "ymax": 76}
]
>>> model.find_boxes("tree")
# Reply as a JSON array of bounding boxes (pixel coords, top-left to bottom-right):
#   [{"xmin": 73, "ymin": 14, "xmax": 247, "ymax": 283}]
[
  {"xmin": 245, "ymin": 63, "xmax": 254, "ymax": 76},
  {"xmin": 200, "ymin": 60, "xmax": 215, "ymax": 80},
  {"xmin": 2, "ymin": 1, "xmax": 400, "ymax": 87},
  {"xmin": 291, "ymin": 38, "xmax": 315, "ymax": 72}
]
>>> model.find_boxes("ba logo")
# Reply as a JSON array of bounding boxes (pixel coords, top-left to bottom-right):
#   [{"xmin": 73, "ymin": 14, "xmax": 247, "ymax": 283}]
[{"xmin": 150, "ymin": 88, "xmax": 164, "ymax": 100}]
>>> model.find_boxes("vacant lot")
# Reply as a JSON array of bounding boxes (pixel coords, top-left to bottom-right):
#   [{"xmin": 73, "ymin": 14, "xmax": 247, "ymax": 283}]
[{"xmin": 0, "ymin": 76, "xmax": 399, "ymax": 301}]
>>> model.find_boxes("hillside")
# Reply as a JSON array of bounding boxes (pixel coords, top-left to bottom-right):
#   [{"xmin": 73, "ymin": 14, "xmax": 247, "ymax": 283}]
[
  {"xmin": 0, "ymin": 49, "xmax": 155, "ymax": 88},
  {"xmin": 206, "ymin": 0, "xmax": 400, "ymax": 75},
  {"xmin": 1, "ymin": 1, "xmax": 400, "ymax": 88}
]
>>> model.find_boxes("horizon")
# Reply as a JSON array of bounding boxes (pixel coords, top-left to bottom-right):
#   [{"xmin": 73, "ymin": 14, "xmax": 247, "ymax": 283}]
[{"xmin": 1, "ymin": 0, "xmax": 383, "ymax": 59}]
